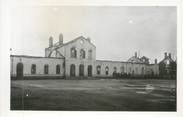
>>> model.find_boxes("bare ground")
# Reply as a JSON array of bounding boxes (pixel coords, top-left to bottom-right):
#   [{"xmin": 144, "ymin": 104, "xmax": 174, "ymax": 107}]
[{"xmin": 11, "ymin": 79, "xmax": 176, "ymax": 111}]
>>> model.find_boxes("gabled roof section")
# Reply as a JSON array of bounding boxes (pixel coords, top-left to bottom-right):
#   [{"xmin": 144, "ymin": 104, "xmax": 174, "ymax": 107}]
[
  {"xmin": 127, "ymin": 56, "xmax": 143, "ymax": 63},
  {"xmin": 46, "ymin": 36, "xmax": 96, "ymax": 50}
]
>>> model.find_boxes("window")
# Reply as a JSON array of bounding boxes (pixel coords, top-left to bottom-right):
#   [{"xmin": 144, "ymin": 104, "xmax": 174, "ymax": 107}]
[
  {"xmin": 70, "ymin": 64, "xmax": 75, "ymax": 76},
  {"xmin": 88, "ymin": 49, "xmax": 92, "ymax": 59},
  {"xmin": 96, "ymin": 65, "xmax": 101, "ymax": 75},
  {"xmin": 80, "ymin": 49, "xmax": 85, "ymax": 59},
  {"xmin": 135, "ymin": 67, "xmax": 138, "ymax": 74},
  {"xmin": 105, "ymin": 66, "xmax": 109, "ymax": 75},
  {"xmin": 114, "ymin": 67, "xmax": 117, "ymax": 73},
  {"xmin": 56, "ymin": 64, "xmax": 60, "ymax": 74},
  {"xmin": 44, "ymin": 64, "xmax": 49, "ymax": 74},
  {"xmin": 88, "ymin": 65, "xmax": 92, "ymax": 76},
  {"xmin": 80, "ymin": 40, "xmax": 84, "ymax": 44},
  {"xmin": 120, "ymin": 66, "xmax": 124, "ymax": 73},
  {"xmin": 79, "ymin": 64, "xmax": 84, "ymax": 76},
  {"xmin": 129, "ymin": 67, "xmax": 131, "ymax": 73},
  {"xmin": 31, "ymin": 64, "xmax": 36, "ymax": 74},
  {"xmin": 141, "ymin": 67, "xmax": 144, "ymax": 75},
  {"xmin": 16, "ymin": 63, "xmax": 23, "ymax": 78},
  {"xmin": 71, "ymin": 47, "xmax": 77, "ymax": 58}
]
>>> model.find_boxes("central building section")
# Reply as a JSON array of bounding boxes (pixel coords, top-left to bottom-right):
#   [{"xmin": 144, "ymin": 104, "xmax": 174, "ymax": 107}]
[{"xmin": 45, "ymin": 35, "xmax": 96, "ymax": 77}]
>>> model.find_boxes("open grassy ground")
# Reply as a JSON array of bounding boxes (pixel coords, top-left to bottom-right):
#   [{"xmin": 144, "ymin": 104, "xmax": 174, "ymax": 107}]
[{"xmin": 11, "ymin": 79, "xmax": 176, "ymax": 111}]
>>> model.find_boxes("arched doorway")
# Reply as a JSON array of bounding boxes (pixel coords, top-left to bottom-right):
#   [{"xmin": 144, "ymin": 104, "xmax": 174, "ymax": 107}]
[
  {"xmin": 79, "ymin": 64, "xmax": 84, "ymax": 76},
  {"xmin": 88, "ymin": 65, "xmax": 92, "ymax": 77},
  {"xmin": 70, "ymin": 64, "xmax": 75, "ymax": 77},
  {"xmin": 141, "ymin": 67, "xmax": 144, "ymax": 76},
  {"xmin": 16, "ymin": 63, "xmax": 23, "ymax": 78}
]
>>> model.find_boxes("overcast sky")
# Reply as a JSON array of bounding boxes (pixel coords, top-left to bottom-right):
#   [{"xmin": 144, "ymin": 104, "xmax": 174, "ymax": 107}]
[{"xmin": 10, "ymin": 6, "xmax": 176, "ymax": 63}]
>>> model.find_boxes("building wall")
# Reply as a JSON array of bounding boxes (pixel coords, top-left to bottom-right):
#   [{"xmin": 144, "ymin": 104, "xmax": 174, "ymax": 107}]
[
  {"xmin": 11, "ymin": 55, "xmax": 65, "ymax": 78},
  {"xmin": 94, "ymin": 60, "xmax": 158, "ymax": 77},
  {"xmin": 57, "ymin": 38, "xmax": 96, "ymax": 77},
  {"xmin": 10, "ymin": 55, "xmax": 159, "ymax": 78}
]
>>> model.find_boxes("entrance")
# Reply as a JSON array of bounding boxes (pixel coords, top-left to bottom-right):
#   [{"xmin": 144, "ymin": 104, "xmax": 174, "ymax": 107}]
[
  {"xmin": 79, "ymin": 64, "xmax": 84, "ymax": 76},
  {"xmin": 88, "ymin": 65, "xmax": 92, "ymax": 77},
  {"xmin": 70, "ymin": 64, "xmax": 75, "ymax": 77},
  {"xmin": 16, "ymin": 63, "xmax": 23, "ymax": 78}
]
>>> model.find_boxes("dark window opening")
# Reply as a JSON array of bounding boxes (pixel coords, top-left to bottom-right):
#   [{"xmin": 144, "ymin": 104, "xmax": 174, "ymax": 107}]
[
  {"xmin": 80, "ymin": 49, "xmax": 85, "ymax": 59},
  {"xmin": 71, "ymin": 47, "xmax": 77, "ymax": 58},
  {"xmin": 97, "ymin": 65, "xmax": 101, "ymax": 75},
  {"xmin": 44, "ymin": 64, "xmax": 49, "ymax": 74},
  {"xmin": 105, "ymin": 66, "xmax": 109, "ymax": 75},
  {"xmin": 56, "ymin": 64, "xmax": 60, "ymax": 74},
  {"xmin": 31, "ymin": 64, "xmax": 36, "ymax": 74},
  {"xmin": 79, "ymin": 64, "xmax": 84, "ymax": 76}
]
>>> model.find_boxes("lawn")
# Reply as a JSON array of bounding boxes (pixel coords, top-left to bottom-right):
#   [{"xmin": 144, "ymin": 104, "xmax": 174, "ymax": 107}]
[{"xmin": 11, "ymin": 79, "xmax": 176, "ymax": 111}]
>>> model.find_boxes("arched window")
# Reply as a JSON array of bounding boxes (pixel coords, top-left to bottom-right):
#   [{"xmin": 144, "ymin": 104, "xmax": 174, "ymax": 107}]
[
  {"xmin": 141, "ymin": 67, "xmax": 144, "ymax": 75},
  {"xmin": 114, "ymin": 67, "xmax": 117, "ymax": 73},
  {"xmin": 71, "ymin": 47, "xmax": 77, "ymax": 58},
  {"xmin": 96, "ymin": 65, "xmax": 101, "ymax": 75},
  {"xmin": 88, "ymin": 65, "xmax": 92, "ymax": 77},
  {"xmin": 80, "ymin": 49, "xmax": 85, "ymax": 59},
  {"xmin": 44, "ymin": 64, "xmax": 49, "ymax": 74},
  {"xmin": 70, "ymin": 64, "xmax": 75, "ymax": 76},
  {"xmin": 16, "ymin": 63, "xmax": 23, "ymax": 78},
  {"xmin": 31, "ymin": 64, "xmax": 36, "ymax": 74},
  {"xmin": 120, "ymin": 66, "xmax": 124, "ymax": 73},
  {"xmin": 129, "ymin": 67, "xmax": 131, "ymax": 73},
  {"xmin": 135, "ymin": 67, "xmax": 138, "ymax": 74},
  {"xmin": 79, "ymin": 64, "xmax": 84, "ymax": 76},
  {"xmin": 56, "ymin": 64, "xmax": 60, "ymax": 74},
  {"xmin": 105, "ymin": 66, "xmax": 109, "ymax": 75},
  {"xmin": 88, "ymin": 49, "xmax": 92, "ymax": 59}
]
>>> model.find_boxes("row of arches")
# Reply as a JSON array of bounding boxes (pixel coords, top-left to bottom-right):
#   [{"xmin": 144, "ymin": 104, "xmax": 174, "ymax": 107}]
[
  {"xmin": 16, "ymin": 62, "xmax": 146, "ymax": 78},
  {"xmin": 70, "ymin": 64, "xmax": 92, "ymax": 77},
  {"xmin": 16, "ymin": 63, "xmax": 61, "ymax": 77},
  {"xmin": 71, "ymin": 47, "xmax": 92, "ymax": 59},
  {"xmin": 96, "ymin": 65, "xmax": 145, "ymax": 75}
]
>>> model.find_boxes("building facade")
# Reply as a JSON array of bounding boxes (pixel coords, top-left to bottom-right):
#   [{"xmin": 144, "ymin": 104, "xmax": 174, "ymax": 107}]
[
  {"xmin": 11, "ymin": 34, "xmax": 159, "ymax": 79},
  {"xmin": 159, "ymin": 52, "xmax": 176, "ymax": 78}
]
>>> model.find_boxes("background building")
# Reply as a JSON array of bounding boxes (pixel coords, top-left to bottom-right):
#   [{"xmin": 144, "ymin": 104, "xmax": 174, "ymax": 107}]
[{"xmin": 159, "ymin": 52, "xmax": 177, "ymax": 78}]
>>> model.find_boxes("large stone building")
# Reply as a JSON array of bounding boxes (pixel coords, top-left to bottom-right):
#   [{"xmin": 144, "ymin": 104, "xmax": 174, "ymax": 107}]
[{"xmin": 10, "ymin": 34, "xmax": 159, "ymax": 79}]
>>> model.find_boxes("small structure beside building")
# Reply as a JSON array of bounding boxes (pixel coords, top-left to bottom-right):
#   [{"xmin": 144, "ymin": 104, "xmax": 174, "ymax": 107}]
[{"xmin": 159, "ymin": 52, "xmax": 177, "ymax": 79}]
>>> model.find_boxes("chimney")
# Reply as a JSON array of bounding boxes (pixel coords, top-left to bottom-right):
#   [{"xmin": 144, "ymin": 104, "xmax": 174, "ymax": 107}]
[
  {"xmin": 59, "ymin": 33, "xmax": 63, "ymax": 45},
  {"xmin": 169, "ymin": 53, "xmax": 171, "ymax": 59},
  {"xmin": 49, "ymin": 36, "xmax": 53, "ymax": 47},
  {"xmin": 164, "ymin": 52, "xmax": 167, "ymax": 58},
  {"xmin": 135, "ymin": 52, "xmax": 137, "ymax": 58},
  {"xmin": 155, "ymin": 59, "xmax": 157, "ymax": 64}
]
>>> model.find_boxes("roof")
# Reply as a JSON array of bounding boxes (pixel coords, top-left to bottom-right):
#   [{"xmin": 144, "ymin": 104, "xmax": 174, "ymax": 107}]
[
  {"xmin": 159, "ymin": 57, "xmax": 175, "ymax": 64},
  {"xmin": 10, "ymin": 55, "xmax": 64, "ymax": 59},
  {"xmin": 127, "ymin": 56, "xmax": 143, "ymax": 63},
  {"xmin": 140, "ymin": 56, "xmax": 149, "ymax": 60},
  {"xmin": 46, "ymin": 36, "xmax": 96, "ymax": 50},
  {"xmin": 96, "ymin": 59, "xmax": 147, "ymax": 65}
]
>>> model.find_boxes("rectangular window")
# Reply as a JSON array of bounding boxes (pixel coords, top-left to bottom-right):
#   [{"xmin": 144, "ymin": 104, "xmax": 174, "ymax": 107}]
[
  {"xmin": 56, "ymin": 65, "xmax": 60, "ymax": 74},
  {"xmin": 44, "ymin": 65, "xmax": 49, "ymax": 74},
  {"xmin": 31, "ymin": 64, "xmax": 36, "ymax": 74}
]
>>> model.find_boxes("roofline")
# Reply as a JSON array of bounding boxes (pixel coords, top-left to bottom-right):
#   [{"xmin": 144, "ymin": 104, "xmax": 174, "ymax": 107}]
[
  {"xmin": 10, "ymin": 55, "xmax": 64, "ymax": 59},
  {"xmin": 96, "ymin": 59, "xmax": 149, "ymax": 65},
  {"xmin": 46, "ymin": 36, "xmax": 96, "ymax": 50}
]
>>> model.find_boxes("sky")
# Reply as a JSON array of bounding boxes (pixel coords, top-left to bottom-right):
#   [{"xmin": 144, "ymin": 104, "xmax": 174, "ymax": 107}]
[{"xmin": 10, "ymin": 6, "xmax": 177, "ymax": 63}]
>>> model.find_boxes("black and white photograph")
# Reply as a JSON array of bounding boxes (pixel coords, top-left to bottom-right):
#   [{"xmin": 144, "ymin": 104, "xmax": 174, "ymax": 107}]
[{"xmin": 9, "ymin": 5, "xmax": 177, "ymax": 111}]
